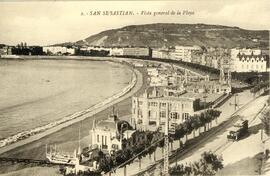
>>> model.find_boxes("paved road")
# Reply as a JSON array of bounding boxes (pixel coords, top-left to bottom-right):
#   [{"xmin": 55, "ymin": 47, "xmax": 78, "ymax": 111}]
[{"xmin": 133, "ymin": 91, "xmax": 264, "ymax": 176}]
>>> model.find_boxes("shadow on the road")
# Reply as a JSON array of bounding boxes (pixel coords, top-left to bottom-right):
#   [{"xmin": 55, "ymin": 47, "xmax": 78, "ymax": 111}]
[
  {"xmin": 261, "ymin": 89, "xmax": 270, "ymax": 96},
  {"xmin": 232, "ymin": 123, "xmax": 262, "ymax": 141},
  {"xmin": 172, "ymin": 116, "xmax": 242, "ymax": 163},
  {"xmin": 248, "ymin": 123, "xmax": 262, "ymax": 135},
  {"xmin": 216, "ymin": 152, "xmax": 263, "ymax": 176}
]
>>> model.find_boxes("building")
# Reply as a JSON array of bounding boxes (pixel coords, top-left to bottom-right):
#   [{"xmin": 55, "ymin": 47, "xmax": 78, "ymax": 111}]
[
  {"xmin": 185, "ymin": 81, "xmax": 231, "ymax": 94},
  {"xmin": 0, "ymin": 47, "xmax": 8, "ymax": 55},
  {"xmin": 152, "ymin": 48, "xmax": 176, "ymax": 60},
  {"xmin": 109, "ymin": 47, "xmax": 151, "ymax": 57},
  {"xmin": 122, "ymin": 47, "xmax": 151, "ymax": 57},
  {"xmin": 131, "ymin": 87, "xmax": 197, "ymax": 133},
  {"xmin": 191, "ymin": 50, "xmax": 205, "ymax": 65},
  {"xmin": 190, "ymin": 47, "xmax": 231, "ymax": 69},
  {"xmin": 90, "ymin": 114, "xmax": 134, "ymax": 155},
  {"xmin": 231, "ymin": 48, "xmax": 261, "ymax": 57},
  {"xmin": 172, "ymin": 45, "xmax": 201, "ymax": 62},
  {"xmin": 110, "ymin": 48, "xmax": 124, "ymax": 56},
  {"xmin": 152, "ymin": 48, "xmax": 169, "ymax": 59},
  {"xmin": 43, "ymin": 46, "xmax": 75, "ymax": 55},
  {"xmin": 230, "ymin": 48, "xmax": 267, "ymax": 72}
]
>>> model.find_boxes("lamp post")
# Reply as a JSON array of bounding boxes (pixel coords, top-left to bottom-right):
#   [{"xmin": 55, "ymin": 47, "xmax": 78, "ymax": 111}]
[
  {"xmin": 203, "ymin": 95, "xmax": 208, "ymax": 110},
  {"xmin": 229, "ymin": 93, "xmax": 239, "ymax": 111}
]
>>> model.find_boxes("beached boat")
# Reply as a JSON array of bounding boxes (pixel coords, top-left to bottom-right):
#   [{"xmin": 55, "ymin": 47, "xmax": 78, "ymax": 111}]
[{"xmin": 45, "ymin": 144, "xmax": 77, "ymax": 165}]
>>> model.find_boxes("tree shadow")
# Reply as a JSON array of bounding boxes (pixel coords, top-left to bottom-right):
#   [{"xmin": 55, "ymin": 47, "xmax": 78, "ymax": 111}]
[{"xmin": 216, "ymin": 152, "xmax": 264, "ymax": 175}]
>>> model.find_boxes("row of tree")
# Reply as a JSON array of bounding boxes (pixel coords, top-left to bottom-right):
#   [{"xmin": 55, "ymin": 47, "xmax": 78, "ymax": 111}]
[
  {"xmin": 260, "ymin": 97, "xmax": 270, "ymax": 136},
  {"xmin": 75, "ymin": 49, "xmax": 109, "ymax": 56},
  {"xmin": 60, "ymin": 109, "xmax": 222, "ymax": 175},
  {"xmin": 250, "ymin": 81, "xmax": 269, "ymax": 96},
  {"xmin": 174, "ymin": 109, "xmax": 222, "ymax": 141},
  {"xmin": 170, "ymin": 151, "xmax": 223, "ymax": 176},
  {"xmin": 97, "ymin": 109, "xmax": 222, "ymax": 173}
]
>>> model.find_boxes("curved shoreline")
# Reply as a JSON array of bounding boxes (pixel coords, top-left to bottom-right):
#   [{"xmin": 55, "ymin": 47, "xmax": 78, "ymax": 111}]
[{"xmin": 0, "ymin": 58, "xmax": 142, "ymax": 155}]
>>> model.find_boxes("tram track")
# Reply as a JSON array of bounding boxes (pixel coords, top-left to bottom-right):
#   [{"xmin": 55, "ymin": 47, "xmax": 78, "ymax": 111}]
[
  {"xmin": 213, "ymin": 100, "xmax": 268, "ymax": 155},
  {"xmin": 135, "ymin": 94, "xmax": 265, "ymax": 176}
]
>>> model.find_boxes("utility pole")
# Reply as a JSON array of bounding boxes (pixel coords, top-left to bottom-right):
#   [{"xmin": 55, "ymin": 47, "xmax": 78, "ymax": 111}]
[
  {"xmin": 163, "ymin": 103, "xmax": 170, "ymax": 176},
  {"xmin": 229, "ymin": 93, "xmax": 239, "ymax": 111}
]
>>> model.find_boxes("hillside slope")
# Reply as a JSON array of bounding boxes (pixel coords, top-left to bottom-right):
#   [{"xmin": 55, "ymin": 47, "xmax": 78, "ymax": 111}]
[{"xmin": 75, "ymin": 23, "xmax": 269, "ymax": 48}]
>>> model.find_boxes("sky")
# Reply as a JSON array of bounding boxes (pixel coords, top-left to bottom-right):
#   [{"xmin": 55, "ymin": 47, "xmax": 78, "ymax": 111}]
[{"xmin": 0, "ymin": 0, "xmax": 269, "ymax": 46}]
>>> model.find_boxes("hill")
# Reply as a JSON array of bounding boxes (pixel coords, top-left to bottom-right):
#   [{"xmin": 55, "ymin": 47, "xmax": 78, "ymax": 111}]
[{"xmin": 75, "ymin": 23, "xmax": 269, "ymax": 48}]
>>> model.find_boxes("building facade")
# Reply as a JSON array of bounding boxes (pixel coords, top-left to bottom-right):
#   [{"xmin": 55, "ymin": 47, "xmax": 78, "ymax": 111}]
[
  {"xmin": 43, "ymin": 46, "xmax": 75, "ymax": 55},
  {"xmin": 230, "ymin": 48, "xmax": 267, "ymax": 72},
  {"xmin": 131, "ymin": 87, "xmax": 196, "ymax": 133},
  {"xmin": 90, "ymin": 115, "xmax": 132, "ymax": 155},
  {"xmin": 109, "ymin": 48, "xmax": 124, "ymax": 56},
  {"xmin": 122, "ymin": 47, "xmax": 150, "ymax": 57},
  {"xmin": 172, "ymin": 45, "xmax": 201, "ymax": 62}
]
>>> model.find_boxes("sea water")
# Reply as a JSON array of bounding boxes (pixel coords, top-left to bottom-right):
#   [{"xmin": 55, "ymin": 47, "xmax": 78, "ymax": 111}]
[{"xmin": 0, "ymin": 59, "xmax": 132, "ymax": 139}]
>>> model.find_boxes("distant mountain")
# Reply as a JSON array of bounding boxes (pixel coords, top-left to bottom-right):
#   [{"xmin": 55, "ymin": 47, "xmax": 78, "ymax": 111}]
[{"xmin": 75, "ymin": 23, "xmax": 269, "ymax": 49}]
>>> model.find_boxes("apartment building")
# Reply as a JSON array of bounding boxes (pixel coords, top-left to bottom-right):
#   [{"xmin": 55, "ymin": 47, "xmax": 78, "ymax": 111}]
[
  {"xmin": 131, "ymin": 87, "xmax": 196, "ymax": 133},
  {"xmin": 172, "ymin": 45, "xmax": 201, "ymax": 62},
  {"xmin": 230, "ymin": 48, "xmax": 268, "ymax": 72}
]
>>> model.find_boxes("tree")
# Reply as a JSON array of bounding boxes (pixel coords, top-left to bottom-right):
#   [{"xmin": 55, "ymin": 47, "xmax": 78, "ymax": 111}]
[
  {"xmin": 261, "ymin": 109, "xmax": 270, "ymax": 136},
  {"xmin": 200, "ymin": 113, "xmax": 207, "ymax": 132},
  {"xmin": 171, "ymin": 151, "xmax": 223, "ymax": 176},
  {"xmin": 191, "ymin": 115, "xmax": 200, "ymax": 137},
  {"xmin": 198, "ymin": 151, "xmax": 224, "ymax": 175},
  {"xmin": 182, "ymin": 120, "xmax": 192, "ymax": 140}
]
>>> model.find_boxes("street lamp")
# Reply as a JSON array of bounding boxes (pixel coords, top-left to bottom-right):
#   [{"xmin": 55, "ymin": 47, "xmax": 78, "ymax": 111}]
[
  {"xmin": 229, "ymin": 93, "xmax": 239, "ymax": 111},
  {"xmin": 203, "ymin": 94, "xmax": 208, "ymax": 110}
]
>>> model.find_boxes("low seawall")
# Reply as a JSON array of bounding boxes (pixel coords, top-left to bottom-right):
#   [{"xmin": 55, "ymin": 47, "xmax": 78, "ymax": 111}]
[
  {"xmin": 0, "ymin": 58, "xmax": 138, "ymax": 151},
  {"xmin": 1, "ymin": 55, "xmax": 111, "ymax": 61}
]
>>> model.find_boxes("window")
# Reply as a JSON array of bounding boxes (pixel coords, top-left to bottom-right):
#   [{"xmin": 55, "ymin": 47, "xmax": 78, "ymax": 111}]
[
  {"xmin": 97, "ymin": 135, "xmax": 99, "ymax": 143},
  {"xmin": 170, "ymin": 112, "xmax": 178, "ymax": 119},
  {"xmin": 112, "ymin": 144, "xmax": 118, "ymax": 150},
  {"xmin": 160, "ymin": 111, "xmax": 166, "ymax": 118},
  {"xmin": 184, "ymin": 113, "xmax": 189, "ymax": 120},
  {"xmin": 150, "ymin": 102, "xmax": 158, "ymax": 107},
  {"xmin": 161, "ymin": 103, "xmax": 166, "ymax": 107},
  {"xmin": 139, "ymin": 101, "xmax": 143, "ymax": 105},
  {"xmin": 138, "ymin": 109, "xmax": 142, "ymax": 117}
]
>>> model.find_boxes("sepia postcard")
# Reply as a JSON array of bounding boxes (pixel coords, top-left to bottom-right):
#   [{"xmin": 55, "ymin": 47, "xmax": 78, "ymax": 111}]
[{"xmin": 0, "ymin": 0, "xmax": 269, "ymax": 176}]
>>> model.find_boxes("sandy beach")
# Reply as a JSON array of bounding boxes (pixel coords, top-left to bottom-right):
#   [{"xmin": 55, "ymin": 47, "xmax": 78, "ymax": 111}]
[
  {"xmin": 0, "ymin": 59, "xmax": 147, "ymax": 174},
  {"xmin": 0, "ymin": 56, "xmax": 147, "ymax": 171}
]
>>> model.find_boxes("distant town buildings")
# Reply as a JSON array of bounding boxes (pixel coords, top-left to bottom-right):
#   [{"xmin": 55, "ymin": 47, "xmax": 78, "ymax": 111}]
[
  {"xmin": 152, "ymin": 48, "xmax": 175, "ymax": 60},
  {"xmin": 110, "ymin": 48, "xmax": 124, "ymax": 56},
  {"xmin": 0, "ymin": 42, "xmax": 269, "ymax": 73},
  {"xmin": 0, "ymin": 46, "xmax": 8, "ymax": 55},
  {"xmin": 43, "ymin": 46, "xmax": 75, "ymax": 55},
  {"xmin": 110, "ymin": 47, "xmax": 151, "ymax": 57}
]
